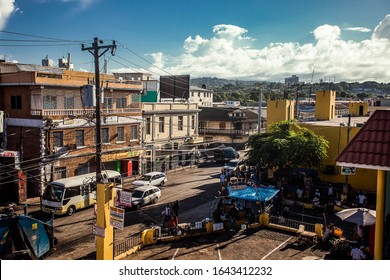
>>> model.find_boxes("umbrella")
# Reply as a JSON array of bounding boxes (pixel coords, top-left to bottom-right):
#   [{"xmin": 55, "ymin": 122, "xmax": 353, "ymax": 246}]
[{"xmin": 335, "ymin": 208, "xmax": 376, "ymax": 226}]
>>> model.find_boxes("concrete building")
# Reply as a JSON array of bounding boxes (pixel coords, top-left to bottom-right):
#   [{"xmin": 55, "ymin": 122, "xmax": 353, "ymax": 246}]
[
  {"xmin": 141, "ymin": 102, "xmax": 201, "ymax": 173},
  {"xmin": 198, "ymin": 106, "xmax": 261, "ymax": 146},
  {"xmin": 189, "ymin": 85, "xmax": 213, "ymax": 107},
  {"xmin": 0, "ymin": 62, "xmax": 143, "ymax": 202}
]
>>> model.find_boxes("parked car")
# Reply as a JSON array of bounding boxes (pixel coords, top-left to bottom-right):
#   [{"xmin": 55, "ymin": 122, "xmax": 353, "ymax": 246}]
[
  {"xmin": 213, "ymin": 147, "xmax": 240, "ymax": 163},
  {"xmin": 223, "ymin": 159, "xmax": 245, "ymax": 174},
  {"xmin": 132, "ymin": 172, "xmax": 167, "ymax": 187},
  {"xmin": 131, "ymin": 185, "xmax": 161, "ymax": 210}
]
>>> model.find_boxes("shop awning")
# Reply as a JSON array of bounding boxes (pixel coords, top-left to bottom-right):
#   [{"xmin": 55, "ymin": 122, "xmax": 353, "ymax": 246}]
[{"xmin": 227, "ymin": 185, "xmax": 280, "ymax": 203}]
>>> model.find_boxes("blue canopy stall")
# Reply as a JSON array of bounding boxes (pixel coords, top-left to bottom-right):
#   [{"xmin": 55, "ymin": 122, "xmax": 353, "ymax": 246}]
[{"xmin": 227, "ymin": 185, "xmax": 280, "ymax": 203}]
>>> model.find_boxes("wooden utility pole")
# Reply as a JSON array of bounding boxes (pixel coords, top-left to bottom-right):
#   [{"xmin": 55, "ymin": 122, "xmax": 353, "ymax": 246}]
[
  {"xmin": 82, "ymin": 38, "xmax": 116, "ymax": 260},
  {"xmin": 82, "ymin": 38, "xmax": 116, "ymax": 182}
]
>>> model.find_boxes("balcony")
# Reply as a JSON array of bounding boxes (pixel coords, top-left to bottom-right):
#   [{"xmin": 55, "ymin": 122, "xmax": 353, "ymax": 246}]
[
  {"xmin": 31, "ymin": 106, "xmax": 142, "ymax": 117},
  {"xmin": 198, "ymin": 127, "xmax": 258, "ymax": 136}
]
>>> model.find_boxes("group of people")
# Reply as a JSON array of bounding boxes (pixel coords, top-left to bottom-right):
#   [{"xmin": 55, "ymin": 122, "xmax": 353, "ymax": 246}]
[{"xmin": 162, "ymin": 200, "xmax": 180, "ymax": 235}]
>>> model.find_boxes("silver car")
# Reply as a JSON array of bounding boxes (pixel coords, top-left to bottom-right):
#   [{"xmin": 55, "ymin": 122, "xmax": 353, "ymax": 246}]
[
  {"xmin": 131, "ymin": 185, "xmax": 161, "ymax": 210},
  {"xmin": 132, "ymin": 172, "xmax": 167, "ymax": 187}
]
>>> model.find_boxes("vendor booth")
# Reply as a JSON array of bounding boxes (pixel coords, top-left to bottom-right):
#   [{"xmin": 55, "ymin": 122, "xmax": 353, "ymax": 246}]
[{"xmin": 213, "ymin": 184, "xmax": 280, "ymax": 229}]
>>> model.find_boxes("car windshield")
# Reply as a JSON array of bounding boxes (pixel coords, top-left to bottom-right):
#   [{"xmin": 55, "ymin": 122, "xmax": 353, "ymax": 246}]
[
  {"xmin": 223, "ymin": 149, "xmax": 236, "ymax": 157},
  {"xmin": 42, "ymin": 184, "xmax": 64, "ymax": 202},
  {"xmin": 132, "ymin": 190, "xmax": 144, "ymax": 198},
  {"xmin": 138, "ymin": 175, "xmax": 151, "ymax": 181}
]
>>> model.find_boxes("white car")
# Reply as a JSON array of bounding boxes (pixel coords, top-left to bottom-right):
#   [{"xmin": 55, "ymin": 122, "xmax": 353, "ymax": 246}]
[
  {"xmin": 132, "ymin": 172, "xmax": 167, "ymax": 187},
  {"xmin": 223, "ymin": 159, "xmax": 245, "ymax": 174},
  {"xmin": 131, "ymin": 186, "xmax": 161, "ymax": 210}
]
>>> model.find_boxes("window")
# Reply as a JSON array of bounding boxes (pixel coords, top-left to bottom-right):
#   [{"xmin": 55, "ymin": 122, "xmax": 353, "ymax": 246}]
[
  {"xmin": 116, "ymin": 97, "xmax": 127, "ymax": 108},
  {"xmin": 76, "ymin": 130, "xmax": 84, "ymax": 147},
  {"xmin": 53, "ymin": 131, "xmax": 64, "ymax": 147},
  {"xmin": 145, "ymin": 118, "xmax": 151, "ymax": 135},
  {"xmin": 158, "ymin": 117, "xmax": 164, "ymax": 133},
  {"xmin": 219, "ymin": 122, "xmax": 226, "ymax": 129},
  {"xmin": 178, "ymin": 116, "xmax": 183, "ymax": 131},
  {"xmin": 102, "ymin": 128, "xmax": 110, "ymax": 144},
  {"xmin": 54, "ymin": 167, "xmax": 67, "ymax": 179},
  {"xmin": 117, "ymin": 127, "xmax": 125, "ymax": 142},
  {"xmin": 191, "ymin": 116, "xmax": 195, "ymax": 130},
  {"xmin": 64, "ymin": 96, "xmax": 74, "ymax": 109},
  {"xmin": 130, "ymin": 126, "xmax": 138, "ymax": 141},
  {"xmin": 11, "ymin": 96, "xmax": 22, "ymax": 109},
  {"xmin": 43, "ymin": 95, "xmax": 57, "ymax": 109},
  {"xmin": 103, "ymin": 97, "xmax": 113, "ymax": 109},
  {"xmin": 64, "ymin": 186, "xmax": 81, "ymax": 199}
]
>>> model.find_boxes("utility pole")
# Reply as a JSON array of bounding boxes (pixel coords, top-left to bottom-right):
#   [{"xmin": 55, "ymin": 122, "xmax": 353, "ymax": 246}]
[
  {"xmin": 258, "ymin": 89, "xmax": 262, "ymax": 133},
  {"xmin": 82, "ymin": 38, "xmax": 116, "ymax": 182},
  {"xmin": 82, "ymin": 38, "xmax": 116, "ymax": 260}
]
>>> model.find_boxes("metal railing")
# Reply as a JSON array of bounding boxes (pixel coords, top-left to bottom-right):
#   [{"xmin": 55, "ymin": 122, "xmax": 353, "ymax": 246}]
[
  {"xmin": 268, "ymin": 215, "xmax": 316, "ymax": 232},
  {"xmin": 114, "ymin": 231, "xmax": 143, "ymax": 257}
]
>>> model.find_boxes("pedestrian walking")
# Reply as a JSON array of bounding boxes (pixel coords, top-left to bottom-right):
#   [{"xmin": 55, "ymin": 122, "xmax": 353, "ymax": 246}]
[
  {"xmin": 229, "ymin": 202, "xmax": 239, "ymax": 231},
  {"xmin": 162, "ymin": 203, "xmax": 171, "ymax": 228},
  {"xmin": 172, "ymin": 200, "xmax": 179, "ymax": 217}
]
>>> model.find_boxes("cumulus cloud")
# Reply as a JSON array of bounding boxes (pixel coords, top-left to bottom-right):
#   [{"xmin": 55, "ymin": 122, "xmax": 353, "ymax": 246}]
[
  {"xmin": 0, "ymin": 0, "xmax": 16, "ymax": 29},
  {"xmin": 149, "ymin": 15, "xmax": 390, "ymax": 82},
  {"xmin": 373, "ymin": 14, "xmax": 390, "ymax": 39}
]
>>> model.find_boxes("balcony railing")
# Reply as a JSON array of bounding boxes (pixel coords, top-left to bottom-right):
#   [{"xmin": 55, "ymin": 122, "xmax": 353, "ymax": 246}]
[
  {"xmin": 198, "ymin": 127, "xmax": 258, "ymax": 136},
  {"xmin": 31, "ymin": 107, "xmax": 142, "ymax": 117}
]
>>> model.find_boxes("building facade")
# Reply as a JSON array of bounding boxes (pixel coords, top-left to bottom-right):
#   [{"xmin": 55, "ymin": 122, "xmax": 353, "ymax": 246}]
[
  {"xmin": 142, "ymin": 103, "xmax": 201, "ymax": 173},
  {"xmin": 198, "ymin": 106, "xmax": 260, "ymax": 146},
  {"xmin": 0, "ymin": 62, "xmax": 143, "ymax": 201}
]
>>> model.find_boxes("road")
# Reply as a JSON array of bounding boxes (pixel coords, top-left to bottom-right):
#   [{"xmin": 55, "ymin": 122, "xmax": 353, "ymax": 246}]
[{"xmin": 44, "ymin": 164, "xmax": 221, "ymax": 260}]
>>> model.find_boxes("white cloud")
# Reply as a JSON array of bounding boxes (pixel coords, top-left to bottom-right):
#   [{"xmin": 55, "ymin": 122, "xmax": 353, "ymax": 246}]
[
  {"xmin": 344, "ymin": 27, "xmax": 371, "ymax": 33},
  {"xmin": 150, "ymin": 16, "xmax": 390, "ymax": 82},
  {"xmin": 373, "ymin": 14, "xmax": 390, "ymax": 39},
  {"xmin": 0, "ymin": 0, "xmax": 16, "ymax": 29}
]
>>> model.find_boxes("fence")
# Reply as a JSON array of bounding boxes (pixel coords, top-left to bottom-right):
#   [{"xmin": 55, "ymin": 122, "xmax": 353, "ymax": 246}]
[
  {"xmin": 268, "ymin": 215, "xmax": 316, "ymax": 232},
  {"xmin": 114, "ymin": 231, "xmax": 143, "ymax": 258}
]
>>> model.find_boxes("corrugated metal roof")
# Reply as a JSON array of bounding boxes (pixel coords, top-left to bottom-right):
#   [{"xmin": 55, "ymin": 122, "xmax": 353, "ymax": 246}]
[
  {"xmin": 17, "ymin": 64, "xmax": 64, "ymax": 74},
  {"xmin": 336, "ymin": 109, "xmax": 390, "ymax": 169}
]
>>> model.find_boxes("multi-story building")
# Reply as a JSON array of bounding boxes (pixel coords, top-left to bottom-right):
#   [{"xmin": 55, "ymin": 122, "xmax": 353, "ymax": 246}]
[
  {"xmin": 198, "ymin": 106, "xmax": 261, "ymax": 146},
  {"xmin": 141, "ymin": 102, "xmax": 201, "ymax": 173},
  {"xmin": 189, "ymin": 85, "xmax": 213, "ymax": 107},
  {"xmin": 0, "ymin": 62, "xmax": 143, "ymax": 202}
]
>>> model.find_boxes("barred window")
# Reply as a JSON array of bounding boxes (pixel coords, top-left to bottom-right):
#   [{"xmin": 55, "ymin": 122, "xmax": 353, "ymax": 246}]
[
  {"xmin": 64, "ymin": 96, "xmax": 74, "ymax": 109},
  {"xmin": 53, "ymin": 131, "xmax": 64, "ymax": 147},
  {"xmin": 76, "ymin": 130, "xmax": 84, "ymax": 147},
  {"xmin": 103, "ymin": 97, "xmax": 113, "ymax": 109},
  {"xmin": 191, "ymin": 116, "xmax": 195, "ymax": 130},
  {"xmin": 116, "ymin": 97, "xmax": 127, "ymax": 108},
  {"xmin": 117, "ymin": 127, "xmax": 125, "ymax": 142},
  {"xmin": 102, "ymin": 128, "xmax": 110, "ymax": 144},
  {"xmin": 145, "ymin": 118, "xmax": 151, "ymax": 135},
  {"xmin": 130, "ymin": 126, "xmax": 138, "ymax": 141},
  {"xmin": 43, "ymin": 95, "xmax": 57, "ymax": 109},
  {"xmin": 158, "ymin": 117, "xmax": 164, "ymax": 133},
  {"xmin": 178, "ymin": 116, "xmax": 183, "ymax": 131}
]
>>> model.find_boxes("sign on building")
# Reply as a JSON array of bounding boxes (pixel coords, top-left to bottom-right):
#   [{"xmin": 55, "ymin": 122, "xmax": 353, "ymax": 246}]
[{"xmin": 341, "ymin": 166, "xmax": 356, "ymax": 175}]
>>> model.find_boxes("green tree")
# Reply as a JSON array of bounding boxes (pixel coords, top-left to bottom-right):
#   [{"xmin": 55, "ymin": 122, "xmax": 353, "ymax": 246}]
[{"xmin": 246, "ymin": 120, "xmax": 329, "ymax": 170}]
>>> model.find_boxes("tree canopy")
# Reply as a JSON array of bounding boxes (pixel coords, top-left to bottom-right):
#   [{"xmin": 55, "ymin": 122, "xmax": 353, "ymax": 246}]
[{"xmin": 245, "ymin": 120, "xmax": 329, "ymax": 170}]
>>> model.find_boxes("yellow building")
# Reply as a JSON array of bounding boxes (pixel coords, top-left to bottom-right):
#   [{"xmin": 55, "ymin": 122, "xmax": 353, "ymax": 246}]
[
  {"xmin": 266, "ymin": 100, "xmax": 295, "ymax": 131},
  {"xmin": 266, "ymin": 90, "xmax": 375, "ymax": 193}
]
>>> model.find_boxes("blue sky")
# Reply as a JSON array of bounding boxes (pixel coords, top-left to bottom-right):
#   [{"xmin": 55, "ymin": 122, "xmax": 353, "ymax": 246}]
[{"xmin": 1, "ymin": 0, "xmax": 390, "ymax": 82}]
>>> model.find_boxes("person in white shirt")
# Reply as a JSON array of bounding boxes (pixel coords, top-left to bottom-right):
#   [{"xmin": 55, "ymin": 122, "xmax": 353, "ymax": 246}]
[{"xmin": 357, "ymin": 192, "xmax": 367, "ymax": 207}]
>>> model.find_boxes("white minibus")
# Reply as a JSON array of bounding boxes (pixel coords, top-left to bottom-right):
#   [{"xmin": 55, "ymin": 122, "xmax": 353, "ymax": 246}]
[{"xmin": 42, "ymin": 170, "xmax": 122, "ymax": 216}]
